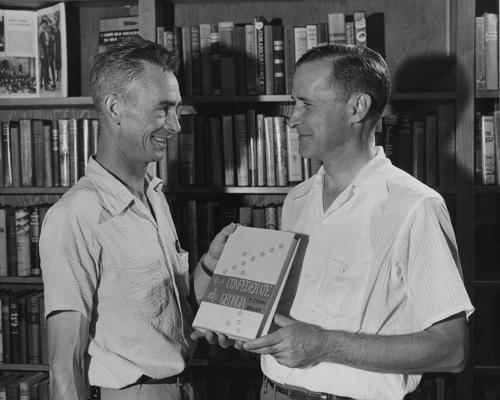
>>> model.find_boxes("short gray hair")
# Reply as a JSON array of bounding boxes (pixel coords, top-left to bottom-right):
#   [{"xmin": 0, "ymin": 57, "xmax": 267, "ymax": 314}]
[{"xmin": 89, "ymin": 35, "xmax": 179, "ymax": 111}]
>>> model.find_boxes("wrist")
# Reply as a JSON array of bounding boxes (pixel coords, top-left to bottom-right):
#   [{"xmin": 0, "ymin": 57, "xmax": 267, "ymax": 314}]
[{"xmin": 200, "ymin": 253, "xmax": 215, "ymax": 277}]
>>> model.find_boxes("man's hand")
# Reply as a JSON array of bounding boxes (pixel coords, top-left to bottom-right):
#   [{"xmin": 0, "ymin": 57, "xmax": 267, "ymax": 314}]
[
  {"xmin": 190, "ymin": 329, "xmax": 242, "ymax": 349},
  {"xmin": 203, "ymin": 223, "xmax": 237, "ymax": 273},
  {"xmin": 242, "ymin": 314, "xmax": 326, "ymax": 368}
]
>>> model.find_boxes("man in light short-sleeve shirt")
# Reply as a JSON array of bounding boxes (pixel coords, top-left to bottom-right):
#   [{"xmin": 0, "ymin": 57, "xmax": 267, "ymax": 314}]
[{"xmin": 234, "ymin": 45, "xmax": 474, "ymax": 400}]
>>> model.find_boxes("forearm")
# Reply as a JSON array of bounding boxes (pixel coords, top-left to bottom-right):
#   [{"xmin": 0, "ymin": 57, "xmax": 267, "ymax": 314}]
[
  {"xmin": 50, "ymin": 360, "xmax": 88, "ymax": 400},
  {"xmin": 320, "ymin": 318, "xmax": 467, "ymax": 374},
  {"xmin": 192, "ymin": 253, "xmax": 216, "ymax": 304}
]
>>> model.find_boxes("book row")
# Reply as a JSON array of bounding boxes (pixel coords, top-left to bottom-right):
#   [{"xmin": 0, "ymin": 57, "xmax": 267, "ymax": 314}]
[
  {"xmin": 474, "ymin": 111, "xmax": 500, "ymax": 186},
  {"xmin": 163, "ymin": 113, "xmax": 321, "ymax": 188},
  {"xmin": 0, "ymin": 289, "xmax": 48, "ymax": 365},
  {"xmin": 0, "ymin": 205, "xmax": 50, "ymax": 277},
  {"xmin": 0, "ymin": 118, "xmax": 99, "ymax": 188},
  {"xmin": 0, "ymin": 372, "xmax": 49, "ymax": 400},
  {"xmin": 475, "ymin": 12, "xmax": 499, "ymax": 91},
  {"xmin": 155, "ymin": 11, "xmax": 369, "ymax": 96},
  {"xmin": 376, "ymin": 104, "xmax": 456, "ymax": 188},
  {"xmin": 170, "ymin": 200, "xmax": 284, "ymax": 270}
]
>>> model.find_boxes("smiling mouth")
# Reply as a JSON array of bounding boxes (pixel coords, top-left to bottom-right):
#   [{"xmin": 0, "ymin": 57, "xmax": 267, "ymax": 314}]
[{"xmin": 152, "ymin": 136, "xmax": 167, "ymax": 146}]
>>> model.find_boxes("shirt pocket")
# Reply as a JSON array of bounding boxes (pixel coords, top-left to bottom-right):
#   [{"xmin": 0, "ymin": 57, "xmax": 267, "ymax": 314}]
[
  {"xmin": 314, "ymin": 256, "xmax": 371, "ymax": 321},
  {"xmin": 176, "ymin": 250, "xmax": 190, "ymax": 296}
]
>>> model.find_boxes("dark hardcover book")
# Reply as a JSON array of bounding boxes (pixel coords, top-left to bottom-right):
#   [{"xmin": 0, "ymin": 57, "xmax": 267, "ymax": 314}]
[
  {"xmin": 219, "ymin": 21, "xmax": 236, "ymax": 95},
  {"xmin": 272, "ymin": 24, "xmax": 285, "ymax": 94},
  {"xmin": 166, "ymin": 130, "xmax": 179, "ymax": 187},
  {"xmin": 39, "ymin": 292, "xmax": 48, "ymax": 364},
  {"xmin": 0, "ymin": 375, "xmax": 23, "ymax": 400},
  {"xmin": 6, "ymin": 206, "xmax": 17, "ymax": 276},
  {"xmin": 245, "ymin": 23, "xmax": 257, "ymax": 95},
  {"xmin": 317, "ymin": 23, "xmax": 328, "ymax": 46},
  {"xmin": 208, "ymin": 117, "xmax": 224, "ymax": 187},
  {"xmin": 221, "ymin": 114, "xmax": 235, "ymax": 186},
  {"xmin": 29, "ymin": 207, "xmax": 41, "ymax": 276},
  {"xmin": 6, "ymin": 374, "xmax": 26, "ymax": 400},
  {"xmin": 19, "ymin": 119, "xmax": 33, "ymax": 187},
  {"xmin": 382, "ymin": 113, "xmax": 398, "ymax": 161},
  {"xmin": 214, "ymin": 204, "xmax": 238, "ymax": 233},
  {"xmin": 190, "ymin": 25, "xmax": 202, "ymax": 95},
  {"xmin": 68, "ymin": 118, "xmax": 78, "ymax": 185},
  {"xmin": 16, "ymin": 207, "xmax": 31, "ymax": 277},
  {"xmin": 51, "ymin": 120, "xmax": 61, "ymax": 186},
  {"xmin": 234, "ymin": 114, "xmax": 248, "ymax": 187},
  {"xmin": 27, "ymin": 291, "xmax": 43, "ymax": 364},
  {"xmin": 77, "ymin": 118, "xmax": 91, "ymax": 178},
  {"xmin": 42, "ymin": 121, "xmax": 53, "ymax": 187},
  {"xmin": 17, "ymin": 289, "xmax": 34, "ymax": 364},
  {"xmin": 210, "ymin": 25, "xmax": 221, "ymax": 95},
  {"xmin": 284, "ymin": 26, "xmax": 295, "ymax": 94},
  {"xmin": 9, "ymin": 121, "xmax": 21, "ymax": 187},
  {"xmin": 396, "ymin": 110, "xmax": 414, "ymax": 174},
  {"xmin": 9, "ymin": 291, "xmax": 21, "ymax": 363},
  {"xmin": 181, "ymin": 26, "xmax": 192, "ymax": 96},
  {"xmin": 234, "ymin": 24, "xmax": 246, "ymax": 95},
  {"xmin": 246, "ymin": 109, "xmax": 257, "ymax": 186},
  {"xmin": 19, "ymin": 372, "xmax": 47, "ymax": 400},
  {"xmin": 1, "ymin": 293, "xmax": 11, "ymax": 362},
  {"xmin": 38, "ymin": 377, "xmax": 50, "ymax": 400},
  {"xmin": 197, "ymin": 201, "xmax": 215, "ymax": 258},
  {"xmin": 254, "ymin": 17, "xmax": 267, "ymax": 94},
  {"xmin": 264, "ymin": 24, "xmax": 274, "ymax": 95},
  {"xmin": 179, "ymin": 115, "xmax": 195, "ymax": 186},
  {"xmin": 31, "ymin": 119, "xmax": 45, "ymax": 187},
  {"xmin": 0, "ymin": 121, "xmax": 3, "ymax": 187},
  {"xmin": 199, "ymin": 24, "xmax": 212, "ymax": 96},
  {"xmin": 252, "ymin": 206, "xmax": 266, "ymax": 228},
  {"xmin": 194, "ymin": 116, "xmax": 207, "ymax": 186},
  {"xmin": 2, "ymin": 121, "xmax": 13, "ymax": 187}
]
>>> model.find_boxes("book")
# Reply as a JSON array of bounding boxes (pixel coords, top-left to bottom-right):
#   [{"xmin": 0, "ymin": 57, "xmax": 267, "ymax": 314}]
[
  {"xmin": 1, "ymin": 293, "xmax": 10, "ymax": 362},
  {"xmin": 1, "ymin": 121, "xmax": 12, "ymax": 187},
  {"xmin": 27, "ymin": 291, "xmax": 42, "ymax": 364},
  {"xmin": 29, "ymin": 207, "xmax": 41, "ymax": 276},
  {"xmin": 293, "ymin": 26, "xmax": 307, "ymax": 62},
  {"xmin": 254, "ymin": 17, "xmax": 266, "ymax": 94},
  {"xmin": 179, "ymin": 114, "xmax": 195, "ymax": 186},
  {"xmin": 353, "ymin": 11, "xmax": 367, "ymax": 47},
  {"xmin": 19, "ymin": 119, "xmax": 33, "ymax": 186},
  {"xmin": 480, "ymin": 115, "xmax": 496, "ymax": 185},
  {"xmin": 6, "ymin": 206, "xmax": 17, "ymax": 276},
  {"xmin": 412, "ymin": 120, "xmax": 425, "ymax": 181},
  {"xmin": 238, "ymin": 207, "xmax": 253, "ymax": 227},
  {"xmin": 345, "ymin": 15, "xmax": 355, "ymax": 45},
  {"xmin": 10, "ymin": 121, "xmax": 20, "ymax": 187},
  {"xmin": 98, "ymin": 15, "xmax": 138, "ymax": 53},
  {"xmin": 286, "ymin": 125, "xmax": 303, "ymax": 183},
  {"xmin": 264, "ymin": 116, "xmax": 276, "ymax": 186},
  {"xmin": 306, "ymin": 24, "xmax": 318, "ymax": 50},
  {"xmin": 209, "ymin": 25, "xmax": 221, "ymax": 96},
  {"xmin": 264, "ymin": 24, "xmax": 274, "ymax": 95},
  {"xmin": 50, "ymin": 119, "xmax": 60, "ymax": 186},
  {"xmin": 424, "ymin": 115, "xmax": 437, "ymax": 187},
  {"xmin": 317, "ymin": 23, "xmax": 328, "ymax": 46},
  {"xmin": 181, "ymin": 25, "xmax": 192, "ymax": 96},
  {"xmin": 192, "ymin": 225, "xmax": 300, "ymax": 341},
  {"xmin": 494, "ymin": 111, "xmax": 500, "ymax": 187},
  {"xmin": 272, "ymin": 24, "xmax": 285, "ymax": 95},
  {"xmin": 273, "ymin": 116, "xmax": 288, "ymax": 186},
  {"xmin": 221, "ymin": 114, "xmax": 235, "ymax": 186},
  {"xmin": 234, "ymin": 24, "xmax": 246, "ymax": 95},
  {"xmin": 397, "ymin": 110, "xmax": 413, "ymax": 174},
  {"xmin": 208, "ymin": 116, "xmax": 224, "ymax": 187},
  {"xmin": 42, "ymin": 121, "xmax": 53, "ymax": 186},
  {"xmin": 234, "ymin": 113, "xmax": 248, "ymax": 187},
  {"xmin": 284, "ymin": 26, "xmax": 295, "ymax": 94},
  {"xmin": 219, "ymin": 21, "xmax": 236, "ymax": 95},
  {"xmin": 0, "ymin": 208, "xmax": 7, "ymax": 276},
  {"xmin": 199, "ymin": 24, "xmax": 212, "ymax": 96},
  {"xmin": 19, "ymin": 372, "xmax": 47, "ymax": 400},
  {"xmin": 244, "ymin": 23, "xmax": 258, "ymax": 95},
  {"xmin": 194, "ymin": 115, "xmax": 207, "ymax": 186},
  {"xmin": 265, "ymin": 205, "xmax": 277, "ymax": 230},
  {"xmin": 483, "ymin": 13, "xmax": 499, "ymax": 90},
  {"xmin": 246, "ymin": 109, "xmax": 257, "ymax": 186},
  {"xmin": 68, "ymin": 118, "xmax": 78, "ymax": 185},
  {"xmin": 32, "ymin": 119, "xmax": 45, "ymax": 187},
  {"xmin": 256, "ymin": 113, "xmax": 266, "ymax": 186},
  {"xmin": 190, "ymin": 25, "xmax": 201, "ymax": 95},
  {"xmin": 166, "ymin": 129, "xmax": 179, "ymax": 187},
  {"xmin": 328, "ymin": 12, "xmax": 346, "ymax": 44},
  {"xmin": 436, "ymin": 104, "xmax": 456, "ymax": 187},
  {"xmin": 77, "ymin": 118, "xmax": 90, "ymax": 178},
  {"xmin": 475, "ymin": 16, "xmax": 486, "ymax": 90},
  {"xmin": 15, "ymin": 208, "xmax": 31, "ymax": 277},
  {"xmin": 0, "ymin": 2, "xmax": 73, "ymax": 98}
]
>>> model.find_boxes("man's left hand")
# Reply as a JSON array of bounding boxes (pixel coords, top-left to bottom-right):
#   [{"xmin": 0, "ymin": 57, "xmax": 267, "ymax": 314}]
[
  {"xmin": 203, "ymin": 223, "xmax": 237, "ymax": 272},
  {"xmin": 242, "ymin": 314, "xmax": 326, "ymax": 368}
]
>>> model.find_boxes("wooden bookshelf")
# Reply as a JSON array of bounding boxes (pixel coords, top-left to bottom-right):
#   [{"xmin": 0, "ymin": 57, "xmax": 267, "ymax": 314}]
[
  {"xmin": 0, "ymin": 277, "xmax": 43, "ymax": 284},
  {"xmin": 0, "ymin": 363, "xmax": 48, "ymax": 372}
]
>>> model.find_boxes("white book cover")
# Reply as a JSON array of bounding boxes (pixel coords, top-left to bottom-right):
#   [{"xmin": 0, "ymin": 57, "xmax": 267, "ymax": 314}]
[{"xmin": 193, "ymin": 226, "xmax": 299, "ymax": 341}]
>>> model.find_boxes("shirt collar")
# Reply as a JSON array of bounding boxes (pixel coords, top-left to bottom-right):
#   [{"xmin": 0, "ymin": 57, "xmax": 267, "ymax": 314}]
[{"xmin": 85, "ymin": 157, "xmax": 164, "ymax": 216}]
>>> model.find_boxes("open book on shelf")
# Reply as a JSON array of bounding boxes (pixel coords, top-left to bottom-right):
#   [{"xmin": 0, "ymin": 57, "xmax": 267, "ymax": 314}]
[
  {"xmin": 193, "ymin": 225, "xmax": 299, "ymax": 341},
  {"xmin": 0, "ymin": 2, "xmax": 75, "ymax": 99}
]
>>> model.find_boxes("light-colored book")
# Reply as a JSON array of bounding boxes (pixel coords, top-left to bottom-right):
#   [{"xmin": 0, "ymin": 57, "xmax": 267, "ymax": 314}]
[
  {"xmin": 193, "ymin": 225, "xmax": 300, "ymax": 341},
  {"xmin": 480, "ymin": 115, "xmax": 496, "ymax": 185},
  {"xmin": 286, "ymin": 126, "xmax": 302, "ymax": 183},
  {"xmin": 328, "ymin": 12, "xmax": 346, "ymax": 44}
]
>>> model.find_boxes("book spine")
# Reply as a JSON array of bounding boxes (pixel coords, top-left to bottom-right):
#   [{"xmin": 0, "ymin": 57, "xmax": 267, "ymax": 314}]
[
  {"xmin": 424, "ymin": 115, "xmax": 437, "ymax": 187},
  {"xmin": 0, "ymin": 122, "xmax": 3, "ymax": 187},
  {"xmin": 219, "ymin": 21, "xmax": 237, "ymax": 95},
  {"xmin": 0, "ymin": 210, "xmax": 7, "ymax": 276},
  {"xmin": 286, "ymin": 126, "xmax": 303, "ymax": 183},
  {"xmin": 209, "ymin": 117, "xmax": 224, "ymax": 187},
  {"xmin": 39, "ymin": 295, "xmax": 48, "ymax": 364},
  {"xmin": 164, "ymin": 30, "xmax": 174, "ymax": 52},
  {"xmin": 306, "ymin": 24, "xmax": 318, "ymax": 50},
  {"xmin": 221, "ymin": 115, "xmax": 235, "ymax": 186},
  {"xmin": 58, "ymin": 119, "xmax": 70, "ymax": 187},
  {"xmin": 264, "ymin": 116, "xmax": 276, "ymax": 186},
  {"xmin": 475, "ymin": 16, "xmax": 486, "ymax": 90},
  {"xmin": 317, "ymin": 23, "xmax": 328, "ymax": 46},
  {"xmin": 191, "ymin": 25, "xmax": 202, "ymax": 95},
  {"xmin": 9, "ymin": 298, "xmax": 19, "ymax": 363},
  {"xmin": 51, "ymin": 120, "xmax": 61, "ymax": 187},
  {"xmin": 90, "ymin": 119, "xmax": 99, "ymax": 157},
  {"xmin": 436, "ymin": 104, "xmax": 456, "ymax": 187},
  {"xmin": 27, "ymin": 295, "xmax": 40, "ymax": 364},
  {"xmin": 293, "ymin": 26, "xmax": 307, "ymax": 62},
  {"xmin": 273, "ymin": 116, "xmax": 288, "ymax": 186},
  {"xmin": 245, "ymin": 24, "xmax": 258, "ymax": 95},
  {"xmin": 265, "ymin": 205, "xmax": 277, "ymax": 230},
  {"xmin": 32, "ymin": 120, "xmax": 45, "ymax": 187},
  {"xmin": 1, "ymin": 122, "xmax": 12, "ymax": 187},
  {"xmin": 10, "ymin": 121, "xmax": 20, "ymax": 187},
  {"xmin": 29, "ymin": 207, "xmax": 41, "ymax": 276},
  {"xmin": 194, "ymin": 116, "xmax": 206, "ymax": 186},
  {"xmin": 256, "ymin": 114, "xmax": 266, "ymax": 186},
  {"xmin": 353, "ymin": 11, "xmax": 367, "ymax": 47},
  {"xmin": 200, "ymin": 24, "xmax": 212, "ymax": 96},
  {"xmin": 255, "ymin": 17, "xmax": 266, "ymax": 94},
  {"xmin": 179, "ymin": 115, "xmax": 196, "ymax": 186},
  {"xmin": 181, "ymin": 26, "xmax": 193, "ymax": 96},
  {"xmin": 246, "ymin": 109, "xmax": 257, "ymax": 186},
  {"xmin": 77, "ymin": 119, "xmax": 90, "ymax": 178},
  {"xmin": 302, "ymin": 158, "xmax": 311, "ymax": 180},
  {"xmin": 1, "ymin": 296, "xmax": 10, "ymax": 363},
  {"xmin": 15, "ymin": 208, "xmax": 31, "ymax": 277},
  {"xmin": 156, "ymin": 25, "xmax": 165, "ymax": 46},
  {"xmin": 328, "ymin": 13, "xmax": 346, "ymax": 44},
  {"xmin": 480, "ymin": 115, "xmax": 496, "ymax": 185},
  {"xmin": 252, "ymin": 207, "xmax": 266, "ymax": 228},
  {"xmin": 494, "ymin": 111, "xmax": 500, "ymax": 186},
  {"xmin": 484, "ymin": 13, "xmax": 499, "ymax": 90},
  {"xmin": 210, "ymin": 25, "xmax": 221, "ymax": 95},
  {"xmin": 234, "ymin": 114, "xmax": 249, "ymax": 187},
  {"xmin": 382, "ymin": 113, "xmax": 397, "ymax": 160},
  {"xmin": 284, "ymin": 26, "xmax": 295, "ymax": 94},
  {"xmin": 264, "ymin": 24, "xmax": 274, "ymax": 95},
  {"xmin": 19, "ymin": 120, "xmax": 33, "ymax": 187},
  {"xmin": 6, "ymin": 207, "xmax": 17, "ymax": 276},
  {"xmin": 234, "ymin": 25, "xmax": 247, "ymax": 95},
  {"xmin": 412, "ymin": 120, "xmax": 425, "ymax": 181},
  {"xmin": 42, "ymin": 122, "xmax": 53, "ymax": 187},
  {"xmin": 68, "ymin": 119, "xmax": 78, "ymax": 185},
  {"xmin": 167, "ymin": 130, "xmax": 179, "ymax": 187},
  {"xmin": 397, "ymin": 110, "xmax": 414, "ymax": 175},
  {"xmin": 18, "ymin": 294, "xmax": 28, "ymax": 364},
  {"xmin": 345, "ymin": 15, "xmax": 355, "ymax": 45},
  {"xmin": 238, "ymin": 207, "xmax": 253, "ymax": 226},
  {"xmin": 272, "ymin": 25, "xmax": 285, "ymax": 95}
]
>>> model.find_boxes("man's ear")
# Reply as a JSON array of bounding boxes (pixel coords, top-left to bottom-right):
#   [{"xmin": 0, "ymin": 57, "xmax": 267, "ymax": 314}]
[
  {"xmin": 348, "ymin": 93, "xmax": 372, "ymax": 123},
  {"xmin": 103, "ymin": 94, "xmax": 121, "ymax": 126}
]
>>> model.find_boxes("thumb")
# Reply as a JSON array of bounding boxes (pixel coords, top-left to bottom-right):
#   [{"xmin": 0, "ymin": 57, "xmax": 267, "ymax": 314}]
[{"xmin": 274, "ymin": 313, "xmax": 296, "ymax": 327}]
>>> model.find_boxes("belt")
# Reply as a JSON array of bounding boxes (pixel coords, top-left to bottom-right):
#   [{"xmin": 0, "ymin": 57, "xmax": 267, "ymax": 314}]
[
  {"xmin": 133, "ymin": 369, "xmax": 191, "ymax": 386},
  {"xmin": 264, "ymin": 376, "xmax": 354, "ymax": 400}
]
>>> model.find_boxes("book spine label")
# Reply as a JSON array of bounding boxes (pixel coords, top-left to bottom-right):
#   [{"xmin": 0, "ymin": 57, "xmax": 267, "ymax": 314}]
[
  {"xmin": 480, "ymin": 115, "xmax": 496, "ymax": 185},
  {"xmin": 272, "ymin": 25, "xmax": 285, "ymax": 95}
]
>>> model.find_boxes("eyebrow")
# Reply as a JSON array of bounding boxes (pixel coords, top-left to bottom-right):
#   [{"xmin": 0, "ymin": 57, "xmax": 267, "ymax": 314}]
[{"xmin": 157, "ymin": 100, "xmax": 181, "ymax": 108}]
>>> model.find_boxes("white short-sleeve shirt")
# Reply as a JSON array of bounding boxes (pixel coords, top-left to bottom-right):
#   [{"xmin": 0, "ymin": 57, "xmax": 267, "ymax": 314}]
[
  {"xmin": 262, "ymin": 147, "xmax": 474, "ymax": 400},
  {"xmin": 40, "ymin": 157, "xmax": 195, "ymax": 389}
]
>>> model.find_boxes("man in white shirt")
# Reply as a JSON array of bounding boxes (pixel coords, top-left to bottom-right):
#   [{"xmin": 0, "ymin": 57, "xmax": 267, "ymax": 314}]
[
  {"xmin": 40, "ymin": 36, "xmax": 232, "ymax": 400},
  {"xmin": 196, "ymin": 44, "xmax": 474, "ymax": 400}
]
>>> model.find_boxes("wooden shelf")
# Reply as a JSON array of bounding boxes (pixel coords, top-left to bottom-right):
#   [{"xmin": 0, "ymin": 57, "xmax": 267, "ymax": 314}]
[
  {"xmin": 0, "ymin": 363, "xmax": 48, "ymax": 371},
  {"xmin": 476, "ymin": 90, "xmax": 500, "ymax": 99},
  {"xmin": 0, "ymin": 276, "xmax": 43, "ymax": 284},
  {"xmin": 475, "ymin": 186, "xmax": 500, "ymax": 194},
  {"xmin": 0, "ymin": 187, "xmax": 68, "ymax": 195},
  {"xmin": 164, "ymin": 186, "xmax": 292, "ymax": 195},
  {"xmin": 0, "ymin": 97, "xmax": 94, "ymax": 109},
  {"xmin": 474, "ymin": 365, "xmax": 500, "ymax": 375}
]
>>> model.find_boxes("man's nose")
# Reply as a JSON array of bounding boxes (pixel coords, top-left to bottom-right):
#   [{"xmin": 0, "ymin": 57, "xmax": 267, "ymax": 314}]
[{"xmin": 165, "ymin": 110, "xmax": 181, "ymax": 134}]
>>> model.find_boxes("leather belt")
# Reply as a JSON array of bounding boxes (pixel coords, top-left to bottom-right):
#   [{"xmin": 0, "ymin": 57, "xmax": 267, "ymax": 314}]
[
  {"xmin": 133, "ymin": 369, "xmax": 191, "ymax": 386},
  {"xmin": 264, "ymin": 376, "xmax": 354, "ymax": 400}
]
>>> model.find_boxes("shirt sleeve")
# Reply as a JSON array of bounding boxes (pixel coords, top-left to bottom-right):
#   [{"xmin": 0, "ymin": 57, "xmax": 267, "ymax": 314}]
[
  {"xmin": 395, "ymin": 197, "xmax": 474, "ymax": 331},
  {"xmin": 40, "ymin": 203, "xmax": 100, "ymax": 321}
]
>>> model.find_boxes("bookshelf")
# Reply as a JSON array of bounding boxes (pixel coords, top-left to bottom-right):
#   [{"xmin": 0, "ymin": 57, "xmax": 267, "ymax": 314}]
[{"xmin": 0, "ymin": 0, "xmax": 489, "ymax": 398}]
